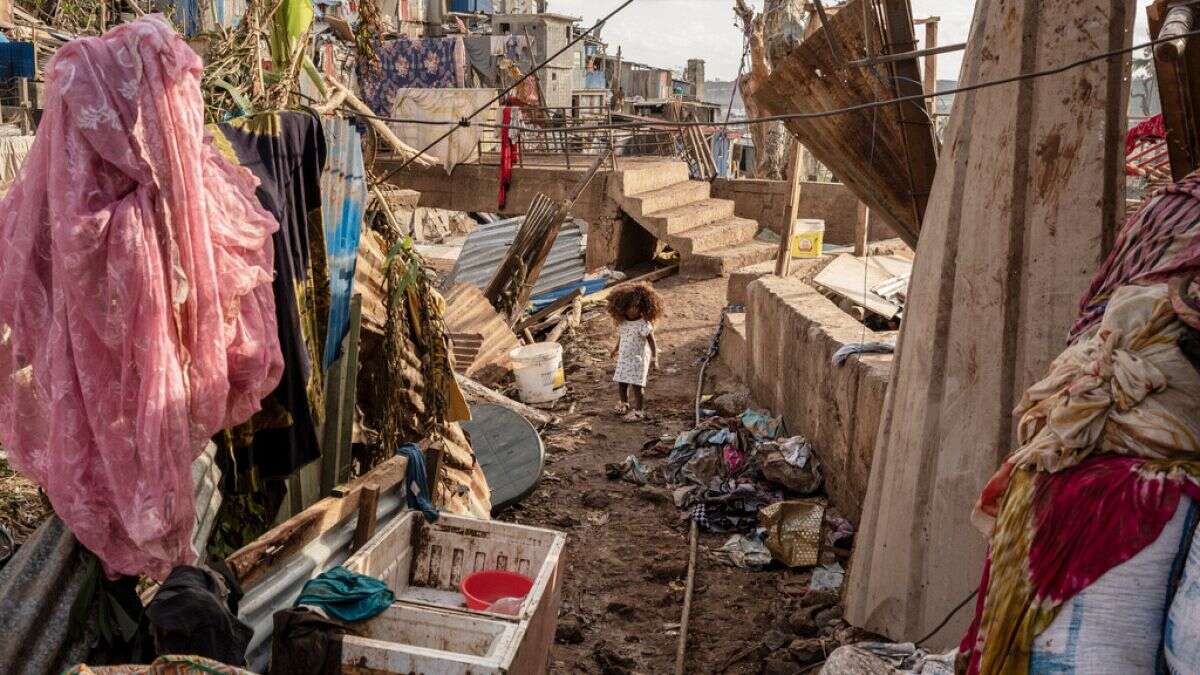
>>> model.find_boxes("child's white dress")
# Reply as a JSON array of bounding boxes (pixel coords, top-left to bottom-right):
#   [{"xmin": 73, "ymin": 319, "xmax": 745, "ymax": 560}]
[{"xmin": 613, "ymin": 319, "xmax": 653, "ymax": 387}]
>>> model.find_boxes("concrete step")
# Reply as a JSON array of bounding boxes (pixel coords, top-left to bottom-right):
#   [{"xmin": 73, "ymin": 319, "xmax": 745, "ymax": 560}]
[
  {"xmin": 682, "ymin": 240, "xmax": 780, "ymax": 278},
  {"xmin": 668, "ymin": 217, "xmax": 760, "ymax": 256},
  {"xmin": 642, "ymin": 198, "xmax": 737, "ymax": 236},
  {"xmin": 625, "ymin": 180, "xmax": 711, "ymax": 216},
  {"xmin": 612, "ymin": 161, "xmax": 691, "ymax": 198},
  {"xmin": 719, "ymin": 312, "xmax": 748, "ymax": 377}
]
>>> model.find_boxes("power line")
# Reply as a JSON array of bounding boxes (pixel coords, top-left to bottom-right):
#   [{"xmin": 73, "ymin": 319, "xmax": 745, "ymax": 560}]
[
  {"xmin": 323, "ymin": 25, "xmax": 1192, "ymax": 161},
  {"xmin": 374, "ymin": 0, "xmax": 637, "ymax": 183}
]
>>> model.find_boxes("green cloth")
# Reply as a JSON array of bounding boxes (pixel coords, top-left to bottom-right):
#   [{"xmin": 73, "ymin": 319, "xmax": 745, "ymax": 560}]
[{"xmin": 295, "ymin": 566, "xmax": 394, "ymax": 623}]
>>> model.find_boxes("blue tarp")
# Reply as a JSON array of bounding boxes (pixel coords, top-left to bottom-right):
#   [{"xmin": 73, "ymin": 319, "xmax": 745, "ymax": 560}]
[
  {"xmin": 529, "ymin": 278, "xmax": 608, "ymax": 312},
  {"xmin": 0, "ymin": 42, "xmax": 35, "ymax": 80}
]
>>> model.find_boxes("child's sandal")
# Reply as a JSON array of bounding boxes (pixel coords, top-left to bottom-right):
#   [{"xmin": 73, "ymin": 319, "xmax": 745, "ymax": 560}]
[{"xmin": 613, "ymin": 402, "xmax": 629, "ymax": 415}]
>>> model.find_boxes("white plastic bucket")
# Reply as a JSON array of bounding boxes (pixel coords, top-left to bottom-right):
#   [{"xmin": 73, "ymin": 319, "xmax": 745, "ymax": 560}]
[{"xmin": 509, "ymin": 343, "xmax": 566, "ymax": 404}]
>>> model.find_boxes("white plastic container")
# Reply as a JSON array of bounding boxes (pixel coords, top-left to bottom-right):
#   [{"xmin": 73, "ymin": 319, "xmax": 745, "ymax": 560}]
[
  {"xmin": 509, "ymin": 343, "xmax": 565, "ymax": 404},
  {"xmin": 340, "ymin": 512, "xmax": 566, "ymax": 674}
]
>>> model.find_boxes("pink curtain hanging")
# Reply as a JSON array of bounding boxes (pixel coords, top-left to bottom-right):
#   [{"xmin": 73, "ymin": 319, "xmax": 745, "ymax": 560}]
[{"xmin": 0, "ymin": 16, "xmax": 284, "ymax": 579}]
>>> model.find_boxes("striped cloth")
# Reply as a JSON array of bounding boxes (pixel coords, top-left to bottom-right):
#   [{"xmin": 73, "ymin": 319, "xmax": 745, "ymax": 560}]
[{"xmin": 1071, "ymin": 170, "xmax": 1200, "ymax": 342}]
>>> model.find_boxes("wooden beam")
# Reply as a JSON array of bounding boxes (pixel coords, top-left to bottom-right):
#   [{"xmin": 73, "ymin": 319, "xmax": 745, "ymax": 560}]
[
  {"xmin": 515, "ymin": 288, "xmax": 583, "ymax": 332},
  {"xmin": 583, "ymin": 265, "xmax": 680, "ymax": 304},
  {"xmin": 1150, "ymin": 0, "xmax": 1200, "ymax": 179},
  {"xmin": 456, "ymin": 373, "xmax": 556, "ymax": 427},
  {"xmin": 776, "ymin": 143, "xmax": 804, "ymax": 277},
  {"xmin": 854, "ymin": 201, "xmax": 870, "ymax": 257},
  {"xmin": 923, "ymin": 19, "xmax": 940, "ymax": 103},
  {"xmin": 350, "ymin": 485, "xmax": 380, "ymax": 553},
  {"xmin": 225, "ymin": 455, "xmax": 408, "ymax": 590}
]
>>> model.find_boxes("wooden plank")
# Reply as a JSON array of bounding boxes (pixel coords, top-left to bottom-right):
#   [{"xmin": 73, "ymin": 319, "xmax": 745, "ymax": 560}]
[
  {"xmin": 515, "ymin": 288, "xmax": 584, "ymax": 332},
  {"xmin": 775, "ymin": 144, "xmax": 804, "ymax": 276},
  {"xmin": 226, "ymin": 455, "xmax": 409, "ymax": 590},
  {"xmin": 583, "ymin": 265, "xmax": 680, "ymax": 304},
  {"xmin": 845, "ymin": 0, "xmax": 1133, "ymax": 647},
  {"xmin": 746, "ymin": 0, "xmax": 937, "ymax": 246},
  {"xmin": 1150, "ymin": 1, "xmax": 1200, "ymax": 179},
  {"xmin": 351, "ymin": 485, "xmax": 381, "ymax": 553},
  {"xmin": 456, "ymin": 373, "xmax": 556, "ymax": 427}
]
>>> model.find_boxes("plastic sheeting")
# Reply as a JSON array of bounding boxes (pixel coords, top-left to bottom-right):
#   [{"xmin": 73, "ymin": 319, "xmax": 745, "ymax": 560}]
[
  {"xmin": 320, "ymin": 118, "xmax": 368, "ymax": 369},
  {"xmin": 0, "ymin": 17, "xmax": 283, "ymax": 579}
]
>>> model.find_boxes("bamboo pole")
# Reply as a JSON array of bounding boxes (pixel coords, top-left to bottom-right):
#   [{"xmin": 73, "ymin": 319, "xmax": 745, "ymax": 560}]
[
  {"xmin": 674, "ymin": 519, "xmax": 699, "ymax": 675},
  {"xmin": 923, "ymin": 19, "xmax": 940, "ymax": 109},
  {"xmin": 775, "ymin": 142, "xmax": 804, "ymax": 276}
]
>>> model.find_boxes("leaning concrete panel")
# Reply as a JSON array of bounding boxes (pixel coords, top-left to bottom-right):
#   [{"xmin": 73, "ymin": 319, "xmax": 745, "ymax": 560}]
[{"xmin": 843, "ymin": 0, "xmax": 1133, "ymax": 647}]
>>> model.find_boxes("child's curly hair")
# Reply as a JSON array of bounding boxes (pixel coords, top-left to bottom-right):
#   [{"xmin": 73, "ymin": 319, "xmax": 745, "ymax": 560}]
[{"xmin": 606, "ymin": 283, "xmax": 664, "ymax": 323}]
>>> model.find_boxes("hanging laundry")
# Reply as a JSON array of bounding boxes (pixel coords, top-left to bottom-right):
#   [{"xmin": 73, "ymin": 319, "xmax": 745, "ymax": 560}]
[
  {"xmin": 66, "ymin": 656, "xmax": 256, "ymax": 675},
  {"xmin": 0, "ymin": 42, "xmax": 34, "ymax": 80},
  {"xmin": 0, "ymin": 17, "xmax": 283, "ymax": 580},
  {"xmin": 358, "ymin": 36, "xmax": 467, "ymax": 113},
  {"xmin": 499, "ymin": 105, "xmax": 521, "ymax": 209},
  {"xmin": 319, "ymin": 118, "xmax": 367, "ymax": 369},
  {"xmin": 463, "ymin": 35, "xmax": 497, "ymax": 87},
  {"xmin": 377, "ymin": 88, "xmax": 495, "ymax": 174},
  {"xmin": 0, "ymin": 135, "xmax": 34, "ymax": 190},
  {"xmin": 211, "ymin": 111, "xmax": 329, "ymax": 482}
]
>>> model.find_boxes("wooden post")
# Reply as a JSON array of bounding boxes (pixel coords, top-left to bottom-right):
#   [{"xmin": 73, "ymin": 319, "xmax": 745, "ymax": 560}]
[
  {"xmin": 321, "ymin": 295, "xmax": 364, "ymax": 496},
  {"xmin": 855, "ymin": 201, "xmax": 870, "ymax": 256},
  {"xmin": 923, "ymin": 18, "xmax": 939, "ymax": 108},
  {"xmin": 350, "ymin": 485, "xmax": 380, "ymax": 553},
  {"xmin": 775, "ymin": 142, "xmax": 804, "ymax": 277}
]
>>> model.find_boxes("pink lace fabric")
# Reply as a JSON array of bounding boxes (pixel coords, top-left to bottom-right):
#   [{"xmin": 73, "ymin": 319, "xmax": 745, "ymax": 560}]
[{"xmin": 0, "ymin": 16, "xmax": 283, "ymax": 579}]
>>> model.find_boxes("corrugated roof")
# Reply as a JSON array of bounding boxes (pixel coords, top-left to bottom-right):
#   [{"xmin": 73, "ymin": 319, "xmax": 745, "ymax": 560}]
[
  {"xmin": 442, "ymin": 216, "xmax": 587, "ymax": 300},
  {"xmin": 443, "ymin": 283, "xmax": 520, "ymax": 386}
]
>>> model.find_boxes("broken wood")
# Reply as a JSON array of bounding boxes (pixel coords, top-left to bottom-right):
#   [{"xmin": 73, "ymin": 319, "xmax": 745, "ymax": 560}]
[
  {"xmin": 350, "ymin": 485, "xmax": 380, "ymax": 553},
  {"xmin": 674, "ymin": 518, "xmax": 699, "ymax": 675},
  {"xmin": 456, "ymin": 373, "xmax": 556, "ymax": 427},
  {"xmin": 775, "ymin": 143, "xmax": 804, "ymax": 276},
  {"xmin": 1155, "ymin": 2, "xmax": 1194, "ymax": 61},
  {"xmin": 854, "ymin": 201, "xmax": 870, "ymax": 257},
  {"xmin": 1150, "ymin": 0, "xmax": 1200, "ymax": 179},
  {"xmin": 545, "ymin": 316, "xmax": 569, "ymax": 344},
  {"xmin": 584, "ymin": 265, "xmax": 680, "ymax": 304},
  {"xmin": 515, "ymin": 288, "xmax": 584, "ymax": 332},
  {"xmin": 226, "ymin": 455, "xmax": 408, "ymax": 590}
]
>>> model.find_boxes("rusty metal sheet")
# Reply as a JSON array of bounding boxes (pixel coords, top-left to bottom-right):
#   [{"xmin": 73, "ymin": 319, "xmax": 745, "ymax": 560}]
[
  {"xmin": 747, "ymin": 0, "xmax": 937, "ymax": 246},
  {"xmin": 443, "ymin": 283, "xmax": 520, "ymax": 386}
]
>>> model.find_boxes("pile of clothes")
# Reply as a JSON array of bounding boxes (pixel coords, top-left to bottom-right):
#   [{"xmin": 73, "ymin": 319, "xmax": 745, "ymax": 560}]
[{"xmin": 651, "ymin": 409, "xmax": 846, "ymax": 570}]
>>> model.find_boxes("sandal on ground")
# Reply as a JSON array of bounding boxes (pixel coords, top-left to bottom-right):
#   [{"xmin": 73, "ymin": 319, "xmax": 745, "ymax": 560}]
[
  {"xmin": 613, "ymin": 402, "xmax": 629, "ymax": 415},
  {"xmin": 621, "ymin": 410, "xmax": 646, "ymax": 422}
]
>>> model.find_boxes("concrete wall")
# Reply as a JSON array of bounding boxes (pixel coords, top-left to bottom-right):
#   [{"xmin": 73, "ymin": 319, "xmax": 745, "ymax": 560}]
[
  {"xmin": 744, "ymin": 276, "xmax": 895, "ymax": 523},
  {"xmin": 711, "ymin": 178, "xmax": 898, "ymax": 244}
]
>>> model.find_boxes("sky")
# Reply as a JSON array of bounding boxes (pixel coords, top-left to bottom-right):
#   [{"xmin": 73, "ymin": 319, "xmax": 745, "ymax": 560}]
[{"xmin": 545, "ymin": 0, "xmax": 1157, "ymax": 82}]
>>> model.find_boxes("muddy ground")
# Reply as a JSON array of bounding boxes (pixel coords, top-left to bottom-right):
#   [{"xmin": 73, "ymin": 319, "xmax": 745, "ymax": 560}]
[{"xmin": 496, "ymin": 275, "xmax": 869, "ymax": 674}]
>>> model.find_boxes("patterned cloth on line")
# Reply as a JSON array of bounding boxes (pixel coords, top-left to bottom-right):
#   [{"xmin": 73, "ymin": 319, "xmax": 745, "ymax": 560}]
[
  {"xmin": 358, "ymin": 36, "xmax": 466, "ymax": 113},
  {"xmin": 375, "ymin": 88, "xmax": 495, "ymax": 174},
  {"xmin": 0, "ymin": 17, "xmax": 282, "ymax": 579}
]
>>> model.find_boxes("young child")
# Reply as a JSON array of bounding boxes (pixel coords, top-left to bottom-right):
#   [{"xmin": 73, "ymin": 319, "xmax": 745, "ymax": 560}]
[{"xmin": 607, "ymin": 283, "xmax": 663, "ymax": 421}]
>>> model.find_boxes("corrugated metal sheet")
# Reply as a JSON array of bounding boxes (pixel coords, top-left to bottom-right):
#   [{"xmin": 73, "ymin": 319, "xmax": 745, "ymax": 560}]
[
  {"xmin": 442, "ymin": 216, "xmax": 588, "ymax": 300},
  {"xmin": 443, "ymin": 283, "xmax": 520, "ymax": 386},
  {"xmin": 321, "ymin": 118, "xmax": 368, "ymax": 369},
  {"xmin": 354, "ymin": 230, "xmax": 388, "ymax": 336},
  {"xmin": 240, "ymin": 491, "xmax": 406, "ymax": 670},
  {"xmin": 0, "ymin": 446, "xmax": 221, "ymax": 674}
]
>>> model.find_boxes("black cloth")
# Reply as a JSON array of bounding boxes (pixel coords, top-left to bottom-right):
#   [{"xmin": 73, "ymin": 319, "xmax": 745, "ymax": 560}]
[
  {"xmin": 214, "ymin": 111, "xmax": 330, "ymax": 480},
  {"xmin": 145, "ymin": 566, "xmax": 252, "ymax": 666},
  {"xmin": 269, "ymin": 607, "xmax": 356, "ymax": 675}
]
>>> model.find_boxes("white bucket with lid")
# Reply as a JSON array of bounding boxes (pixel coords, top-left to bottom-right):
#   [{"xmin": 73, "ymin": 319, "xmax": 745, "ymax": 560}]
[{"xmin": 509, "ymin": 343, "xmax": 566, "ymax": 404}]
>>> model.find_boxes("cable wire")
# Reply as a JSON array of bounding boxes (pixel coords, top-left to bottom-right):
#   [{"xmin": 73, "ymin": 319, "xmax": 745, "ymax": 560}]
[{"xmin": 325, "ymin": 29, "xmax": 1193, "ymax": 142}]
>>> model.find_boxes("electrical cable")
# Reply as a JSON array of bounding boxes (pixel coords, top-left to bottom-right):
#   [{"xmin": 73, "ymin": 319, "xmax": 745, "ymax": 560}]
[
  {"xmin": 915, "ymin": 589, "xmax": 978, "ymax": 647},
  {"xmin": 314, "ymin": 29, "xmax": 1198, "ymax": 140}
]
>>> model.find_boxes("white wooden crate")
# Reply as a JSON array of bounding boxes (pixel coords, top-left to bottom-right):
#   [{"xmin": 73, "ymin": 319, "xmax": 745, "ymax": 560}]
[{"xmin": 341, "ymin": 512, "xmax": 566, "ymax": 674}]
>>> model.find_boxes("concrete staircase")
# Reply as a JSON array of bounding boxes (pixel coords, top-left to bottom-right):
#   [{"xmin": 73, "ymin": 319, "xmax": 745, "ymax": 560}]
[{"xmin": 611, "ymin": 161, "xmax": 777, "ymax": 278}]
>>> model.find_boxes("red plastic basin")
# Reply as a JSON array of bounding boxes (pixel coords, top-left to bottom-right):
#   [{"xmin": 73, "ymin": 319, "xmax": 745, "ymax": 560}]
[{"xmin": 461, "ymin": 570, "xmax": 534, "ymax": 611}]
